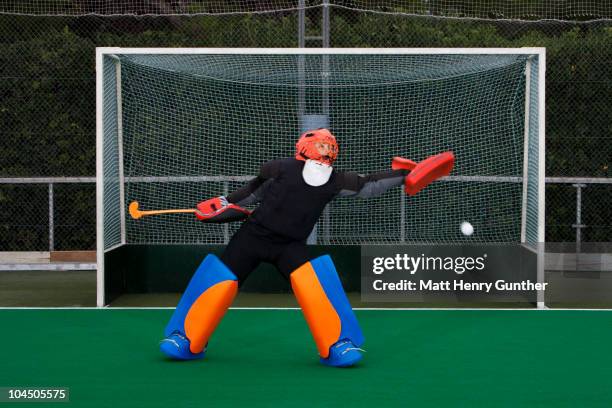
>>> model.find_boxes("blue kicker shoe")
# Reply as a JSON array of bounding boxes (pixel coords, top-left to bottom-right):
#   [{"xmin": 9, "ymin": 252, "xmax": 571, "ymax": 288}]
[
  {"xmin": 159, "ymin": 331, "xmax": 206, "ymax": 360},
  {"xmin": 320, "ymin": 339, "xmax": 365, "ymax": 367}
]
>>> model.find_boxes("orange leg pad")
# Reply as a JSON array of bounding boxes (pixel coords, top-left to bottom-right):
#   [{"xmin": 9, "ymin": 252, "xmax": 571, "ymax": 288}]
[
  {"xmin": 290, "ymin": 262, "xmax": 341, "ymax": 358},
  {"xmin": 184, "ymin": 280, "xmax": 238, "ymax": 354}
]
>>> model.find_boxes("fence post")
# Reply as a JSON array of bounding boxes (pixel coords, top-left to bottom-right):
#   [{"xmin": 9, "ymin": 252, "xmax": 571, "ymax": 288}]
[
  {"xmin": 298, "ymin": 0, "xmax": 305, "ymax": 47},
  {"xmin": 322, "ymin": 0, "xmax": 330, "ymax": 48},
  {"xmin": 223, "ymin": 181, "xmax": 229, "ymax": 244},
  {"xmin": 48, "ymin": 182, "xmax": 54, "ymax": 252},
  {"xmin": 400, "ymin": 189, "xmax": 406, "ymax": 243},
  {"xmin": 572, "ymin": 183, "xmax": 586, "ymax": 253}
]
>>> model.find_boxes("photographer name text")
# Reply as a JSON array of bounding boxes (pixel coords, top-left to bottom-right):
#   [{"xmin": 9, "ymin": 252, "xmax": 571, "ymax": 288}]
[{"xmin": 372, "ymin": 279, "xmax": 548, "ymax": 292}]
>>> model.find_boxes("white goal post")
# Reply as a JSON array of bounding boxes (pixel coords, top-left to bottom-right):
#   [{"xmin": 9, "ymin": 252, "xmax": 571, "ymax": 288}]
[{"xmin": 96, "ymin": 47, "xmax": 546, "ymax": 308}]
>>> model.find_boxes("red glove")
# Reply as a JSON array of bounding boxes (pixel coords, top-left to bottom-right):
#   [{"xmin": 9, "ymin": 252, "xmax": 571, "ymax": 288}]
[
  {"xmin": 195, "ymin": 196, "xmax": 251, "ymax": 223},
  {"xmin": 393, "ymin": 152, "xmax": 455, "ymax": 196}
]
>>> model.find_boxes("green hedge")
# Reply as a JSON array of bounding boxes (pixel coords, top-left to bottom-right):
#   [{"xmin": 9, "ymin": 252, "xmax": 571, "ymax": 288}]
[{"xmin": 0, "ymin": 13, "xmax": 610, "ymax": 248}]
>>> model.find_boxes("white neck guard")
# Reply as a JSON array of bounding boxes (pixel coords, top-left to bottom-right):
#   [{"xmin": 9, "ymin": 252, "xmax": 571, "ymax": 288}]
[{"xmin": 302, "ymin": 159, "xmax": 333, "ymax": 186}]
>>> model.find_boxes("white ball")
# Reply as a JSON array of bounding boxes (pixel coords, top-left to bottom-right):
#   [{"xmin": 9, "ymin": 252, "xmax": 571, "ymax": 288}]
[{"xmin": 460, "ymin": 222, "xmax": 474, "ymax": 236}]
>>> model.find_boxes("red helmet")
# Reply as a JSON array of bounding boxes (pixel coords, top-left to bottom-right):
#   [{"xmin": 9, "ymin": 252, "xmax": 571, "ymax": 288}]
[{"xmin": 295, "ymin": 128, "xmax": 339, "ymax": 166}]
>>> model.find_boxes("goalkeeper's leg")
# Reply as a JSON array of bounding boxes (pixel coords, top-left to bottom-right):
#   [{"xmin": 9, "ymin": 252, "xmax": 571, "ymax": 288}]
[
  {"xmin": 160, "ymin": 254, "xmax": 238, "ymax": 360},
  {"xmin": 160, "ymin": 224, "xmax": 260, "ymax": 360},
  {"xmin": 282, "ymin": 251, "xmax": 365, "ymax": 367}
]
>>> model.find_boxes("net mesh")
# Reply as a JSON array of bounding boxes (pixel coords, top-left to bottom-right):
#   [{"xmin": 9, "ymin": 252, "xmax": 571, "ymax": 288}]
[
  {"xmin": 101, "ymin": 51, "xmax": 542, "ymax": 247},
  {"xmin": 1, "ymin": 1, "xmax": 610, "ymax": 21}
]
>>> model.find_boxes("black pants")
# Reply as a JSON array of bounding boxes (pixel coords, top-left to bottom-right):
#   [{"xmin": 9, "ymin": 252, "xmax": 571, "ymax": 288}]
[{"xmin": 220, "ymin": 221, "xmax": 312, "ymax": 282}]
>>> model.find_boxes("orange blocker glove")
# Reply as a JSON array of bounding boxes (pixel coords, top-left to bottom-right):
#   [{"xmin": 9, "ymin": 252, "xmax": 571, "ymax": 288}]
[
  {"xmin": 195, "ymin": 196, "xmax": 251, "ymax": 223},
  {"xmin": 392, "ymin": 151, "xmax": 455, "ymax": 196}
]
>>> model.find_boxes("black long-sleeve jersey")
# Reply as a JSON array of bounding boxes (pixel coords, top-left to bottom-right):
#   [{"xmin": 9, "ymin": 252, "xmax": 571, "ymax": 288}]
[{"xmin": 227, "ymin": 158, "xmax": 407, "ymax": 242}]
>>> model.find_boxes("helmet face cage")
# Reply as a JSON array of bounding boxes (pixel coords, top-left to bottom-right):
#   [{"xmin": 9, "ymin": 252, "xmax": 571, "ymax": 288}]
[{"xmin": 295, "ymin": 128, "xmax": 339, "ymax": 166}]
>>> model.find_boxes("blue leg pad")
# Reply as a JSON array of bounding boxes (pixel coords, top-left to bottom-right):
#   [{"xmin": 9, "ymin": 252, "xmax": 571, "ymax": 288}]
[
  {"xmin": 161, "ymin": 254, "xmax": 237, "ymax": 359},
  {"xmin": 310, "ymin": 255, "xmax": 365, "ymax": 347},
  {"xmin": 164, "ymin": 254, "xmax": 237, "ymax": 337}
]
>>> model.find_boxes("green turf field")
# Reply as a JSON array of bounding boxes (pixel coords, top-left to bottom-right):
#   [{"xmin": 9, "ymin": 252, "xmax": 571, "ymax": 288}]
[{"xmin": 1, "ymin": 309, "xmax": 610, "ymax": 407}]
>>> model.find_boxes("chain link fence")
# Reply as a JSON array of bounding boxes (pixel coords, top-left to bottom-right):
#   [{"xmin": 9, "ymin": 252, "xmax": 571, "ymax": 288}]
[{"xmin": 1, "ymin": 2, "xmax": 611, "ymax": 250}]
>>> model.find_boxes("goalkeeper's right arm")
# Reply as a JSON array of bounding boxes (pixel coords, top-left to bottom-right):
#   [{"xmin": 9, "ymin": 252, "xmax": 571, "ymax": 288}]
[
  {"xmin": 195, "ymin": 159, "xmax": 280, "ymax": 222},
  {"xmin": 195, "ymin": 196, "xmax": 251, "ymax": 223}
]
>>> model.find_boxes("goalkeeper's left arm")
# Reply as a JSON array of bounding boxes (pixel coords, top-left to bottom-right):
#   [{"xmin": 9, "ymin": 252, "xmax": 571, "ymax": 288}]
[{"xmin": 335, "ymin": 169, "xmax": 409, "ymax": 199}]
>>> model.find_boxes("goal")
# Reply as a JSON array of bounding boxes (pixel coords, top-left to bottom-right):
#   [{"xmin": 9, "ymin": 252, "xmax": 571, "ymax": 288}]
[{"xmin": 96, "ymin": 48, "xmax": 545, "ymax": 307}]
